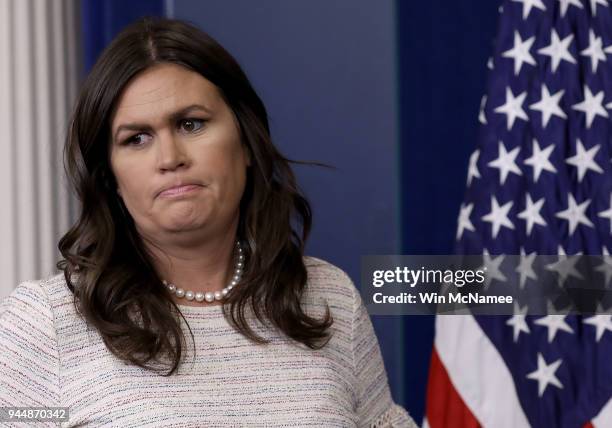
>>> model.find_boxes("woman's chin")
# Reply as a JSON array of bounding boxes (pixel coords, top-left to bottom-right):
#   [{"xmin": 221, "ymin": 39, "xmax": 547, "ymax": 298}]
[
  {"xmin": 164, "ymin": 221, "xmax": 207, "ymax": 234},
  {"xmin": 161, "ymin": 204, "xmax": 210, "ymax": 227},
  {"xmin": 158, "ymin": 214, "xmax": 208, "ymax": 234}
]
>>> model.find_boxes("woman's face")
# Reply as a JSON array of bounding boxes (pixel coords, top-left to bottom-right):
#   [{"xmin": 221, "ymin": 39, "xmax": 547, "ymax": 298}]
[{"xmin": 109, "ymin": 63, "xmax": 250, "ymax": 244}]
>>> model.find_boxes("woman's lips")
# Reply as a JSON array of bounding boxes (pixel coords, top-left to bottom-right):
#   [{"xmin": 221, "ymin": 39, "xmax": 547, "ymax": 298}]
[{"xmin": 158, "ymin": 184, "xmax": 202, "ymax": 198}]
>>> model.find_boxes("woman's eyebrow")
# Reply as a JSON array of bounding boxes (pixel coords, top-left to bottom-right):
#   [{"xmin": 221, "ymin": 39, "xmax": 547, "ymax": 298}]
[{"xmin": 113, "ymin": 104, "xmax": 211, "ymax": 141}]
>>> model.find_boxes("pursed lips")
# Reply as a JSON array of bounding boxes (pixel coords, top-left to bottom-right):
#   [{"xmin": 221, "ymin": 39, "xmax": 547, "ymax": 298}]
[{"xmin": 156, "ymin": 182, "xmax": 203, "ymax": 198}]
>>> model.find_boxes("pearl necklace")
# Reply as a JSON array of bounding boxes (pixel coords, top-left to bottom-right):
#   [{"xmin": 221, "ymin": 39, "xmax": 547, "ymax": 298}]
[{"xmin": 162, "ymin": 241, "xmax": 244, "ymax": 303}]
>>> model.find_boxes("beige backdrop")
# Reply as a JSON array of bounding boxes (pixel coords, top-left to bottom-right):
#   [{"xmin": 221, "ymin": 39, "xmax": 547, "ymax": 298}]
[{"xmin": 0, "ymin": 0, "xmax": 81, "ymax": 296}]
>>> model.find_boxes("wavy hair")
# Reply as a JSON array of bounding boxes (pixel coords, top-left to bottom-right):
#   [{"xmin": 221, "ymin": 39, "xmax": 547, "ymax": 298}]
[{"xmin": 57, "ymin": 17, "xmax": 333, "ymax": 375}]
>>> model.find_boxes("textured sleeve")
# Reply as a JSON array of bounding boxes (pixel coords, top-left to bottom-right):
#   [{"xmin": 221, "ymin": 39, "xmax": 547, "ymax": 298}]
[
  {"xmin": 348, "ymin": 273, "xmax": 419, "ymax": 428},
  {"xmin": 0, "ymin": 280, "xmax": 61, "ymax": 417}
]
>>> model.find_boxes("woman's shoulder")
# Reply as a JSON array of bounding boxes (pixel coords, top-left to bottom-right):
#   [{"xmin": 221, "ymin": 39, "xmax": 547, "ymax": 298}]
[
  {"xmin": 303, "ymin": 255, "xmax": 355, "ymax": 289},
  {"xmin": 302, "ymin": 256, "xmax": 358, "ymax": 313},
  {"xmin": 0, "ymin": 275, "xmax": 67, "ymax": 352},
  {"xmin": 1, "ymin": 272, "xmax": 77, "ymax": 321}
]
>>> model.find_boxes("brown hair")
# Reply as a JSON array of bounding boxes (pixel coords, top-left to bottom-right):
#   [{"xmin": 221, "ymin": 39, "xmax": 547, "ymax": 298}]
[{"xmin": 57, "ymin": 16, "xmax": 332, "ymax": 375}]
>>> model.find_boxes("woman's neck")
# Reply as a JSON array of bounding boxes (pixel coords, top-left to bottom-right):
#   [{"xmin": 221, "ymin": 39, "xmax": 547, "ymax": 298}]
[{"xmin": 143, "ymin": 230, "xmax": 239, "ymax": 298}]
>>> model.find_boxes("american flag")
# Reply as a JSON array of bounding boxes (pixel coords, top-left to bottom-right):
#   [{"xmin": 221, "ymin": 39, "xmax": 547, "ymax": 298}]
[{"xmin": 425, "ymin": 1, "xmax": 612, "ymax": 427}]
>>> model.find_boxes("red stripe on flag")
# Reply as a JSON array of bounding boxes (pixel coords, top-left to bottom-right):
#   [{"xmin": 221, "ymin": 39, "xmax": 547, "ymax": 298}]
[
  {"xmin": 583, "ymin": 423, "xmax": 593, "ymax": 428},
  {"xmin": 426, "ymin": 347, "xmax": 481, "ymax": 428}
]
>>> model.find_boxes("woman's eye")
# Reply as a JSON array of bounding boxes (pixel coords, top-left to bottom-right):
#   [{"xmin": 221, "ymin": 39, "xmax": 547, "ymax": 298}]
[
  {"xmin": 121, "ymin": 118, "xmax": 205, "ymax": 146},
  {"xmin": 179, "ymin": 118, "xmax": 205, "ymax": 133},
  {"xmin": 124, "ymin": 133, "xmax": 151, "ymax": 146}
]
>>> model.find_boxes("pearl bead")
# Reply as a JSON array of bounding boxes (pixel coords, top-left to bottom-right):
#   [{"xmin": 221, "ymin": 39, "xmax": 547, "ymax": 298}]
[{"xmin": 163, "ymin": 239, "xmax": 244, "ymax": 304}]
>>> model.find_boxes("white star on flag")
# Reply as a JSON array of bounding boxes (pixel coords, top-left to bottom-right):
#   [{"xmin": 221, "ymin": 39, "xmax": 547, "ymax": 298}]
[
  {"xmin": 595, "ymin": 247, "xmax": 612, "ymax": 288},
  {"xmin": 555, "ymin": 193, "xmax": 594, "ymax": 235},
  {"xmin": 512, "ymin": 0, "xmax": 546, "ymax": 19},
  {"xmin": 517, "ymin": 194, "xmax": 547, "ymax": 235},
  {"xmin": 488, "ymin": 141, "xmax": 522, "ymax": 185},
  {"xmin": 603, "ymin": 96, "xmax": 612, "ymax": 114},
  {"xmin": 526, "ymin": 353, "xmax": 564, "ymax": 397},
  {"xmin": 583, "ymin": 316, "xmax": 612, "ymax": 342},
  {"xmin": 557, "ymin": 0, "xmax": 583, "ymax": 17},
  {"xmin": 502, "ymin": 31, "xmax": 537, "ymax": 75},
  {"xmin": 516, "ymin": 248, "xmax": 538, "ymax": 289},
  {"xmin": 598, "ymin": 194, "xmax": 612, "ymax": 234},
  {"xmin": 565, "ymin": 139, "xmax": 603, "ymax": 182},
  {"xmin": 589, "ymin": 0, "xmax": 609, "ymax": 16},
  {"xmin": 580, "ymin": 29, "xmax": 606, "ymax": 73},
  {"xmin": 524, "ymin": 139, "xmax": 557, "ymax": 182},
  {"xmin": 545, "ymin": 245, "xmax": 584, "ymax": 287},
  {"xmin": 481, "ymin": 249, "xmax": 507, "ymax": 289},
  {"xmin": 494, "ymin": 87, "xmax": 529, "ymax": 130},
  {"xmin": 479, "ymin": 95, "xmax": 487, "ymax": 124},
  {"xmin": 457, "ymin": 203, "xmax": 476, "ymax": 240},
  {"xmin": 538, "ymin": 30, "xmax": 576, "ymax": 73},
  {"xmin": 467, "ymin": 150, "xmax": 481, "ymax": 186},
  {"xmin": 529, "ymin": 85, "xmax": 566, "ymax": 127},
  {"xmin": 534, "ymin": 315, "xmax": 574, "ymax": 342},
  {"xmin": 506, "ymin": 302, "xmax": 531, "ymax": 342},
  {"xmin": 572, "ymin": 85, "xmax": 608, "ymax": 128},
  {"xmin": 482, "ymin": 195, "xmax": 515, "ymax": 238}
]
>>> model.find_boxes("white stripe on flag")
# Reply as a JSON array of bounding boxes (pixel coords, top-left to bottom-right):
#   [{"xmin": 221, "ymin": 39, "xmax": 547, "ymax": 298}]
[
  {"xmin": 593, "ymin": 398, "xmax": 612, "ymax": 428},
  {"xmin": 435, "ymin": 315, "xmax": 530, "ymax": 428},
  {"xmin": 421, "ymin": 416, "xmax": 430, "ymax": 428}
]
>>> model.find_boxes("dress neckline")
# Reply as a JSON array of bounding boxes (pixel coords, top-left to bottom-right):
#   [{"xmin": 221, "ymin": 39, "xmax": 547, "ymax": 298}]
[{"xmin": 175, "ymin": 303, "xmax": 225, "ymax": 313}]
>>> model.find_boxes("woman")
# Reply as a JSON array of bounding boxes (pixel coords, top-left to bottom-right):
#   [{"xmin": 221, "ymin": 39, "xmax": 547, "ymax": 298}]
[{"xmin": 0, "ymin": 17, "xmax": 417, "ymax": 427}]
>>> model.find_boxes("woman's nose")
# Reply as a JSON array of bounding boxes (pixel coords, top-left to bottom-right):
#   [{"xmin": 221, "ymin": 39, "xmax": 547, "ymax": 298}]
[{"xmin": 156, "ymin": 132, "xmax": 190, "ymax": 171}]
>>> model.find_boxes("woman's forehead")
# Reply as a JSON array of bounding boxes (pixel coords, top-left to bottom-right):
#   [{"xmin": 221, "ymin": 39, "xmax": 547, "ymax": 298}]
[{"xmin": 111, "ymin": 63, "xmax": 221, "ymax": 129}]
